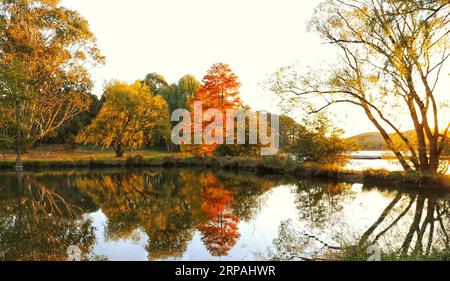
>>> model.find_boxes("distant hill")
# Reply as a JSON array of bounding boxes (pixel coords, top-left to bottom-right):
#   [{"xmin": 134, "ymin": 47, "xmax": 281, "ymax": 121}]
[
  {"xmin": 348, "ymin": 132, "xmax": 387, "ymax": 150},
  {"xmin": 348, "ymin": 130, "xmax": 450, "ymax": 155}
]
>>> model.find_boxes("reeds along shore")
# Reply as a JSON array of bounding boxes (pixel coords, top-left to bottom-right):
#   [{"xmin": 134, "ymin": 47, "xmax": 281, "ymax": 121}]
[{"xmin": 0, "ymin": 155, "xmax": 448, "ymax": 190}]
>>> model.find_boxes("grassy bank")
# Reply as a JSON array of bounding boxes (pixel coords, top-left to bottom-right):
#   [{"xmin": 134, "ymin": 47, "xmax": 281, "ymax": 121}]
[
  {"xmin": 0, "ymin": 148, "xmax": 449, "ymax": 189},
  {"xmin": 339, "ymin": 245, "xmax": 450, "ymax": 261}
]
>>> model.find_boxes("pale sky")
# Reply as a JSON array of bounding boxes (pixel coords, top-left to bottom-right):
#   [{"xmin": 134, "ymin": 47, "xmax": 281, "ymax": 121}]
[{"xmin": 61, "ymin": 0, "xmax": 449, "ymax": 137}]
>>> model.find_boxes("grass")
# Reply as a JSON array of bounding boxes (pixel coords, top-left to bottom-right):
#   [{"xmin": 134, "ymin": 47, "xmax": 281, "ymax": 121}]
[
  {"xmin": 0, "ymin": 145, "xmax": 449, "ymax": 189},
  {"xmin": 338, "ymin": 244, "xmax": 450, "ymax": 261},
  {"xmin": 362, "ymin": 168, "xmax": 450, "ymax": 189},
  {"xmin": 0, "ymin": 145, "xmax": 188, "ymax": 161},
  {"xmin": 0, "ymin": 145, "xmax": 190, "ymax": 168}
]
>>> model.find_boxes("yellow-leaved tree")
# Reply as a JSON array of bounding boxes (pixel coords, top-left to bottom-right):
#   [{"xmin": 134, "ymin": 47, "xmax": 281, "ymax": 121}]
[{"xmin": 76, "ymin": 81, "xmax": 170, "ymax": 157}]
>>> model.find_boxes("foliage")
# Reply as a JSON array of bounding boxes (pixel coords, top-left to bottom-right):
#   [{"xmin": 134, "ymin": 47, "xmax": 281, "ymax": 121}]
[
  {"xmin": 142, "ymin": 73, "xmax": 169, "ymax": 94},
  {"xmin": 139, "ymin": 73, "xmax": 202, "ymax": 151},
  {"xmin": 214, "ymin": 110, "xmax": 274, "ymax": 158},
  {"xmin": 280, "ymin": 114, "xmax": 353, "ymax": 165},
  {"xmin": 42, "ymin": 94, "xmax": 103, "ymax": 145},
  {"xmin": 266, "ymin": 0, "xmax": 450, "ymax": 174},
  {"xmin": 76, "ymin": 81, "xmax": 170, "ymax": 157},
  {"xmin": 183, "ymin": 63, "xmax": 242, "ymax": 157},
  {"xmin": 0, "ymin": 0, "xmax": 104, "ymax": 150},
  {"xmin": 158, "ymin": 75, "xmax": 202, "ymax": 151},
  {"xmin": 159, "ymin": 75, "xmax": 202, "ymax": 113}
]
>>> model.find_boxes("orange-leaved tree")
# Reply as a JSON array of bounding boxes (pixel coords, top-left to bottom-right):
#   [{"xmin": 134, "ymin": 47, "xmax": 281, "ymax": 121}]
[{"xmin": 183, "ymin": 63, "xmax": 242, "ymax": 156}]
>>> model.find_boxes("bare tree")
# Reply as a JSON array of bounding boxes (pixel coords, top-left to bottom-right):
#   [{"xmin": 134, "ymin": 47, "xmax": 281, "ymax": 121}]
[{"xmin": 268, "ymin": 0, "xmax": 450, "ymax": 174}]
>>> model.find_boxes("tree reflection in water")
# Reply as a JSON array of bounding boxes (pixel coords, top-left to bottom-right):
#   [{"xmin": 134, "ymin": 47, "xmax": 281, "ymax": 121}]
[
  {"xmin": 0, "ymin": 171, "xmax": 97, "ymax": 261},
  {"xmin": 75, "ymin": 169, "xmax": 279, "ymax": 260},
  {"xmin": 76, "ymin": 170, "xmax": 197, "ymax": 260},
  {"xmin": 357, "ymin": 188, "xmax": 450, "ymax": 259},
  {"xmin": 3, "ymin": 168, "xmax": 447, "ymax": 261},
  {"xmin": 197, "ymin": 174, "xmax": 240, "ymax": 256},
  {"xmin": 268, "ymin": 182, "xmax": 450, "ymax": 261}
]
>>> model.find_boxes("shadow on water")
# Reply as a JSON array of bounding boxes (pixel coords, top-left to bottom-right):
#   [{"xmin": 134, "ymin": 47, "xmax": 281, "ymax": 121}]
[
  {"xmin": 73, "ymin": 168, "xmax": 285, "ymax": 260},
  {"xmin": 0, "ymin": 168, "xmax": 449, "ymax": 261},
  {"xmin": 268, "ymin": 183, "xmax": 450, "ymax": 261},
  {"xmin": 0, "ymin": 171, "xmax": 98, "ymax": 261}
]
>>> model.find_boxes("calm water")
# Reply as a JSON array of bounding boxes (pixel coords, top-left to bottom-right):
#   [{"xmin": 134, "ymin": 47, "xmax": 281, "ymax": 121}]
[
  {"xmin": 0, "ymin": 168, "xmax": 449, "ymax": 261},
  {"xmin": 346, "ymin": 151, "xmax": 450, "ymax": 175}
]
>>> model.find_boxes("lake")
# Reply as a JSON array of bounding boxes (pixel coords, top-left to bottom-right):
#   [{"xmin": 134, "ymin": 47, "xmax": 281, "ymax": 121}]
[
  {"xmin": 0, "ymin": 168, "xmax": 449, "ymax": 261},
  {"xmin": 346, "ymin": 151, "xmax": 450, "ymax": 175}
]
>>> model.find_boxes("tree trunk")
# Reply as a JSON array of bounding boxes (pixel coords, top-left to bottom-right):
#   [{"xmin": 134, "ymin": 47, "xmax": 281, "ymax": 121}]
[
  {"xmin": 364, "ymin": 107, "xmax": 412, "ymax": 172},
  {"xmin": 401, "ymin": 194, "xmax": 425, "ymax": 256},
  {"xmin": 14, "ymin": 99, "xmax": 23, "ymax": 171},
  {"xmin": 114, "ymin": 144, "xmax": 124, "ymax": 157}
]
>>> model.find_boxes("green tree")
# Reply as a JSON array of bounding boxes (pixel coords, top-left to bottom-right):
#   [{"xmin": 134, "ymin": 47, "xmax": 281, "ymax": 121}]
[
  {"xmin": 280, "ymin": 114, "xmax": 352, "ymax": 164},
  {"xmin": 76, "ymin": 81, "xmax": 170, "ymax": 157},
  {"xmin": 267, "ymin": 0, "xmax": 450, "ymax": 174},
  {"xmin": 215, "ymin": 109, "xmax": 272, "ymax": 158},
  {"xmin": 0, "ymin": 0, "xmax": 104, "ymax": 168},
  {"xmin": 279, "ymin": 115, "xmax": 306, "ymax": 151},
  {"xmin": 0, "ymin": 93, "xmax": 15, "ymax": 149},
  {"xmin": 158, "ymin": 74, "xmax": 201, "ymax": 151},
  {"xmin": 142, "ymin": 73, "xmax": 169, "ymax": 95},
  {"xmin": 159, "ymin": 75, "xmax": 201, "ymax": 113}
]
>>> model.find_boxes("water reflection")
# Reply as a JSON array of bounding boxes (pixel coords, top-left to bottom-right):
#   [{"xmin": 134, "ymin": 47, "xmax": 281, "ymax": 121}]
[
  {"xmin": 0, "ymin": 171, "xmax": 97, "ymax": 261},
  {"xmin": 358, "ymin": 189, "xmax": 450, "ymax": 258},
  {"xmin": 0, "ymin": 168, "xmax": 449, "ymax": 261},
  {"xmin": 74, "ymin": 169, "xmax": 278, "ymax": 260},
  {"xmin": 197, "ymin": 177, "xmax": 240, "ymax": 257},
  {"xmin": 268, "ymin": 184, "xmax": 450, "ymax": 260}
]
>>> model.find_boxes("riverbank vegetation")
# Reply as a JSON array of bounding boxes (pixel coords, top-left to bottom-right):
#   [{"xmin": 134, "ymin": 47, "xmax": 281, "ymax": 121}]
[
  {"xmin": 1, "ymin": 0, "xmax": 449, "ymax": 190},
  {"xmin": 266, "ymin": 0, "xmax": 450, "ymax": 175},
  {"xmin": 0, "ymin": 147, "xmax": 448, "ymax": 189}
]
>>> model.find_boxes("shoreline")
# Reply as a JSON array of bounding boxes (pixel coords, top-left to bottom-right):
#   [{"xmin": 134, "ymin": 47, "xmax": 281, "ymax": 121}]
[{"xmin": 0, "ymin": 154, "xmax": 449, "ymax": 190}]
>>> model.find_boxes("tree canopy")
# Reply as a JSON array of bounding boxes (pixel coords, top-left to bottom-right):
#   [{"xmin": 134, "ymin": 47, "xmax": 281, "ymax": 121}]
[
  {"xmin": 183, "ymin": 63, "xmax": 242, "ymax": 156},
  {"xmin": 158, "ymin": 75, "xmax": 202, "ymax": 113},
  {"xmin": 76, "ymin": 81, "xmax": 170, "ymax": 157},
  {"xmin": 267, "ymin": 0, "xmax": 450, "ymax": 174},
  {"xmin": 0, "ymin": 0, "xmax": 104, "ymax": 165}
]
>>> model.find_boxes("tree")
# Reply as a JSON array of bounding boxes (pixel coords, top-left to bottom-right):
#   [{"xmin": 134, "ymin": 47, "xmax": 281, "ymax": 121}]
[
  {"xmin": 76, "ymin": 81, "xmax": 170, "ymax": 157},
  {"xmin": 184, "ymin": 63, "xmax": 242, "ymax": 156},
  {"xmin": 196, "ymin": 63, "xmax": 241, "ymax": 111},
  {"xmin": 282, "ymin": 114, "xmax": 353, "ymax": 165},
  {"xmin": 215, "ymin": 109, "xmax": 276, "ymax": 158},
  {"xmin": 159, "ymin": 75, "xmax": 202, "ymax": 113},
  {"xmin": 267, "ymin": 0, "xmax": 450, "ymax": 174},
  {"xmin": 157, "ymin": 75, "xmax": 201, "ymax": 151},
  {"xmin": 0, "ymin": 94, "xmax": 15, "ymax": 149},
  {"xmin": 0, "ymin": 0, "xmax": 104, "ymax": 168},
  {"xmin": 142, "ymin": 73, "xmax": 169, "ymax": 95},
  {"xmin": 42, "ymin": 94, "xmax": 104, "ymax": 145},
  {"xmin": 279, "ymin": 115, "xmax": 306, "ymax": 150}
]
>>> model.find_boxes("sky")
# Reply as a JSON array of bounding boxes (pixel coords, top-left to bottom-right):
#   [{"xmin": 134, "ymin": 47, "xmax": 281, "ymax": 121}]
[{"xmin": 61, "ymin": 0, "xmax": 450, "ymax": 137}]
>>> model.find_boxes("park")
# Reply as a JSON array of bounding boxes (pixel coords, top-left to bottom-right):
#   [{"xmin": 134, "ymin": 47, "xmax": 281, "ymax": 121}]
[{"xmin": 0, "ymin": 0, "xmax": 449, "ymax": 262}]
